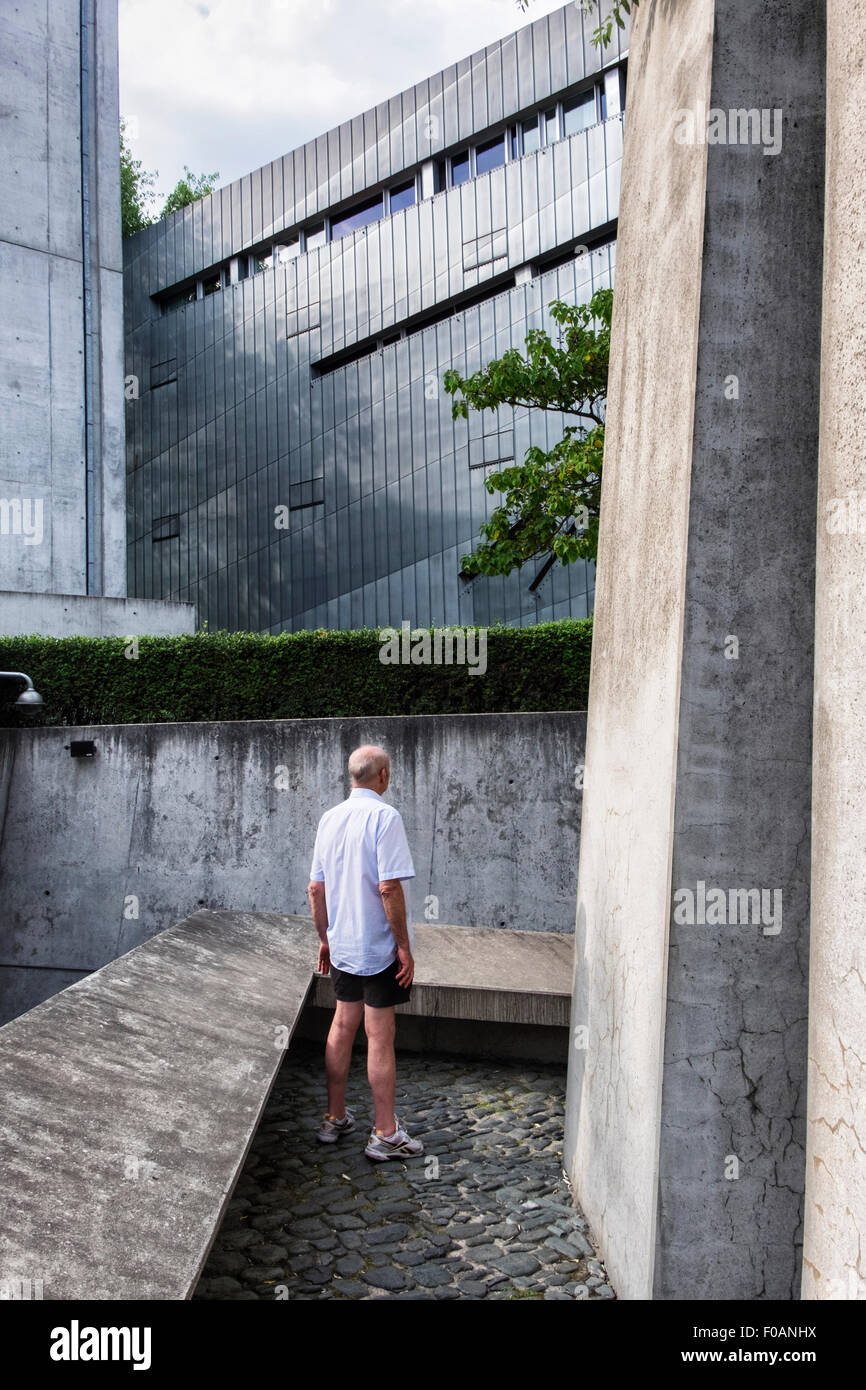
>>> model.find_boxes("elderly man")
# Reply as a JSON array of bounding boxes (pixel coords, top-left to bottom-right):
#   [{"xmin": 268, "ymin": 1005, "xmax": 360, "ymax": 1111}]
[{"xmin": 308, "ymin": 744, "xmax": 424, "ymax": 1161}]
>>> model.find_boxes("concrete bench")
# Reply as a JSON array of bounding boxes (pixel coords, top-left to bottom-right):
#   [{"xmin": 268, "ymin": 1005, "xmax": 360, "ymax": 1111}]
[
  {"xmin": 310, "ymin": 919, "xmax": 573, "ymax": 1027},
  {"xmin": 0, "ymin": 909, "xmax": 573, "ymax": 1300}
]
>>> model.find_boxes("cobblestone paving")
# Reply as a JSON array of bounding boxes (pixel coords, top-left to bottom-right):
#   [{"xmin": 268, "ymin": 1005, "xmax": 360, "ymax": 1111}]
[{"xmin": 194, "ymin": 1039, "xmax": 616, "ymax": 1301}]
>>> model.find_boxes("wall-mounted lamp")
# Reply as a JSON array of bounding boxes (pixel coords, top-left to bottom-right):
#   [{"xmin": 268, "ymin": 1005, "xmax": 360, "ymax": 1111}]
[{"xmin": 0, "ymin": 672, "xmax": 43, "ymax": 707}]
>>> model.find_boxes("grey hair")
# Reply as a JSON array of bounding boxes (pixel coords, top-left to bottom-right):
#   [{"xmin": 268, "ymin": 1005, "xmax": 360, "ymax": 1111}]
[{"xmin": 348, "ymin": 745, "xmax": 389, "ymax": 785}]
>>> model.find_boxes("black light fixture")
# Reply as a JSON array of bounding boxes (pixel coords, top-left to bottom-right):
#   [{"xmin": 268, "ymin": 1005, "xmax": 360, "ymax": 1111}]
[{"xmin": 68, "ymin": 741, "xmax": 97, "ymax": 759}]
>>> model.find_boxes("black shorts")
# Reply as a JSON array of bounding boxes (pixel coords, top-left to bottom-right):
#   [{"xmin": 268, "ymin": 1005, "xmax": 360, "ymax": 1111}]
[{"xmin": 329, "ymin": 957, "xmax": 411, "ymax": 1008}]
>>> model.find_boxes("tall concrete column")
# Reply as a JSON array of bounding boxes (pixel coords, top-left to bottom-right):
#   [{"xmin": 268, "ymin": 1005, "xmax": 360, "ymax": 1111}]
[
  {"xmin": 565, "ymin": 0, "xmax": 825, "ymax": 1300},
  {"xmin": 802, "ymin": 0, "xmax": 866, "ymax": 1304},
  {"xmin": 0, "ymin": 0, "xmax": 125, "ymax": 600}
]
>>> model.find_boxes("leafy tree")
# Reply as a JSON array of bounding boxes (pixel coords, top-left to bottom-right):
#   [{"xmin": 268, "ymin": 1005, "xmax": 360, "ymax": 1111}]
[
  {"xmin": 120, "ymin": 119, "xmax": 158, "ymax": 238},
  {"xmin": 443, "ymin": 288, "xmax": 612, "ymax": 580},
  {"xmin": 161, "ymin": 165, "xmax": 221, "ymax": 219},
  {"xmin": 119, "ymin": 120, "xmax": 220, "ymax": 237},
  {"xmin": 517, "ymin": 0, "xmax": 637, "ymax": 49}
]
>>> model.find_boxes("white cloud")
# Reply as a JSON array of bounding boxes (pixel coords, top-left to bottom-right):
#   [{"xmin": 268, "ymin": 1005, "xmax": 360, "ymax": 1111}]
[{"xmin": 119, "ymin": 0, "xmax": 578, "ymax": 199}]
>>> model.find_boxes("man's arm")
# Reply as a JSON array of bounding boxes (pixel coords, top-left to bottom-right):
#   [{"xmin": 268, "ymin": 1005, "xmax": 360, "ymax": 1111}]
[
  {"xmin": 308, "ymin": 881, "xmax": 330, "ymax": 974},
  {"xmin": 379, "ymin": 879, "xmax": 414, "ymax": 987}
]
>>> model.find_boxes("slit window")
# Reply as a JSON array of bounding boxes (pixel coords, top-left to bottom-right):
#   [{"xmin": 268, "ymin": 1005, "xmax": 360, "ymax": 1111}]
[
  {"xmin": 152, "ymin": 514, "xmax": 180, "ymax": 541},
  {"xmin": 475, "ymin": 134, "xmax": 505, "ymax": 175},
  {"xmin": 521, "ymin": 117, "xmax": 540, "ymax": 154},
  {"xmin": 331, "ymin": 195, "xmax": 383, "ymax": 240},
  {"xmin": 451, "ymin": 150, "xmax": 471, "ymax": 185},
  {"xmin": 388, "ymin": 180, "xmax": 416, "ymax": 213},
  {"xmin": 289, "ymin": 478, "xmax": 324, "ymax": 510},
  {"xmin": 162, "ymin": 285, "xmax": 196, "ymax": 313},
  {"xmin": 563, "ymin": 89, "xmax": 598, "ymax": 136}
]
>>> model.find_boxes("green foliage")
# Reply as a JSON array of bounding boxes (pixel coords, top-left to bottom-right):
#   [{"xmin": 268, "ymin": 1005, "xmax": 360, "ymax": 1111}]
[
  {"xmin": 161, "ymin": 165, "xmax": 221, "ymax": 219},
  {"xmin": 516, "ymin": 0, "xmax": 636, "ymax": 48},
  {"xmin": 120, "ymin": 119, "xmax": 158, "ymax": 238},
  {"xmin": 120, "ymin": 120, "xmax": 220, "ymax": 237},
  {"xmin": 0, "ymin": 623, "xmax": 593, "ymax": 729},
  {"xmin": 585, "ymin": 0, "xmax": 635, "ymax": 48},
  {"xmin": 444, "ymin": 288, "xmax": 612, "ymax": 579}
]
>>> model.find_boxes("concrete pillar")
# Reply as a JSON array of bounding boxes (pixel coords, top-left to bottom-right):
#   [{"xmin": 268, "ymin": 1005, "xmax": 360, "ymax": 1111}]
[
  {"xmin": 0, "ymin": 0, "xmax": 125, "ymax": 600},
  {"xmin": 565, "ymin": 0, "xmax": 825, "ymax": 1300},
  {"xmin": 802, "ymin": 0, "xmax": 866, "ymax": 1303}
]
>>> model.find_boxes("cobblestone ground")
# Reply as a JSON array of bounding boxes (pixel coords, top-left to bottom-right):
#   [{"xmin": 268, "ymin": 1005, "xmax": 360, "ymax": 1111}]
[{"xmin": 194, "ymin": 1039, "xmax": 615, "ymax": 1301}]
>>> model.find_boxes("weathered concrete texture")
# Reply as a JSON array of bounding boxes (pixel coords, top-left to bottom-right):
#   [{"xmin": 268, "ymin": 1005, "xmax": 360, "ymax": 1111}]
[
  {"xmin": 655, "ymin": 0, "xmax": 824, "ymax": 1302},
  {"xmin": 0, "ymin": 712, "xmax": 584, "ymax": 1023},
  {"xmin": 0, "ymin": 910, "xmax": 315, "ymax": 1300},
  {"xmin": 565, "ymin": 0, "xmax": 715, "ymax": 1303},
  {"xmin": 0, "ymin": 0, "xmax": 126, "ymax": 598},
  {"xmin": 802, "ymin": 0, "xmax": 866, "ymax": 1304},
  {"xmin": 310, "ymin": 922, "xmax": 574, "ymax": 1027},
  {"xmin": 566, "ymin": 0, "xmax": 824, "ymax": 1300},
  {"xmin": 0, "ymin": 590, "xmax": 196, "ymax": 636}
]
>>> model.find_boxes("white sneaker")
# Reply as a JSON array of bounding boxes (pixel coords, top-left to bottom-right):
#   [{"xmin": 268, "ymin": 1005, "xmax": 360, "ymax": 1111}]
[
  {"xmin": 364, "ymin": 1118, "xmax": 424, "ymax": 1162},
  {"xmin": 316, "ymin": 1109, "xmax": 355, "ymax": 1143}
]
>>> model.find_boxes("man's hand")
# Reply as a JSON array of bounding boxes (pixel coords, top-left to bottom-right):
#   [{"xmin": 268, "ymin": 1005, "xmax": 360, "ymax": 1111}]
[
  {"xmin": 317, "ymin": 941, "xmax": 331, "ymax": 975},
  {"xmin": 395, "ymin": 944, "xmax": 414, "ymax": 987},
  {"xmin": 379, "ymin": 879, "xmax": 414, "ymax": 985}
]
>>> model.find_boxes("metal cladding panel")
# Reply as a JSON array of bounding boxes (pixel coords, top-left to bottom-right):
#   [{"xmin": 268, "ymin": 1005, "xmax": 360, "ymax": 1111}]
[
  {"xmin": 349, "ymin": 114, "xmax": 365, "ymax": 193},
  {"xmin": 193, "ymin": 197, "xmax": 206, "ymax": 273},
  {"xmin": 515, "ymin": 19, "xmax": 536, "ymax": 109},
  {"xmin": 206, "ymin": 187, "xmax": 218, "ymax": 268},
  {"xmin": 548, "ymin": 5, "xmax": 569, "ymax": 94},
  {"xmin": 124, "ymin": 4, "xmax": 625, "ymax": 631},
  {"xmin": 249, "ymin": 167, "xmax": 263, "ymax": 244},
  {"xmin": 471, "ymin": 51, "xmax": 489, "ymax": 132},
  {"xmin": 388, "ymin": 94, "xmax": 404, "ymax": 173},
  {"xmin": 125, "ymin": 1, "xmax": 621, "ymax": 288},
  {"xmin": 220, "ymin": 184, "xmax": 234, "ymax": 259},
  {"xmin": 533, "ymin": 14, "xmax": 553, "ymax": 97},
  {"xmin": 327, "ymin": 126, "xmax": 341, "ymax": 206}
]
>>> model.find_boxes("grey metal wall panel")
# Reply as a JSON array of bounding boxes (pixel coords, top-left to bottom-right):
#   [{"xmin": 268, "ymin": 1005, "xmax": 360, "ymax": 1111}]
[{"xmin": 124, "ymin": 4, "xmax": 624, "ymax": 632}]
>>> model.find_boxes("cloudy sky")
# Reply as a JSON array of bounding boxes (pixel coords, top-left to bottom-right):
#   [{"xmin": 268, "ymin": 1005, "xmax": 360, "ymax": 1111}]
[{"xmin": 118, "ymin": 0, "xmax": 573, "ymax": 202}]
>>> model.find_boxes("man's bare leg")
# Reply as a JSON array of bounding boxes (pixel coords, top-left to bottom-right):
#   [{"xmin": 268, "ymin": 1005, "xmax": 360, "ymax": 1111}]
[
  {"xmin": 325, "ymin": 999, "xmax": 363, "ymax": 1117},
  {"xmin": 364, "ymin": 1004, "xmax": 397, "ymax": 1134}
]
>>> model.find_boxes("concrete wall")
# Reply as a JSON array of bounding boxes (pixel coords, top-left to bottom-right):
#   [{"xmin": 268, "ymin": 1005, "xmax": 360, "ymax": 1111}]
[
  {"xmin": 0, "ymin": 711, "xmax": 585, "ymax": 1024},
  {"xmin": 802, "ymin": 0, "xmax": 866, "ymax": 1303},
  {"xmin": 0, "ymin": 0, "xmax": 126, "ymax": 599},
  {"xmin": 564, "ymin": 0, "xmax": 714, "ymax": 1302},
  {"xmin": 654, "ymin": 0, "xmax": 824, "ymax": 1302},
  {"xmin": 0, "ymin": 590, "xmax": 195, "ymax": 636},
  {"xmin": 566, "ymin": 0, "xmax": 825, "ymax": 1300}
]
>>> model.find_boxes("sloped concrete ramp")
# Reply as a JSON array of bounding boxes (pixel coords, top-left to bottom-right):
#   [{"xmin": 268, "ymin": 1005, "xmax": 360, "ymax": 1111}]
[
  {"xmin": 0, "ymin": 910, "xmax": 573, "ymax": 1300},
  {"xmin": 0, "ymin": 911, "xmax": 314, "ymax": 1300}
]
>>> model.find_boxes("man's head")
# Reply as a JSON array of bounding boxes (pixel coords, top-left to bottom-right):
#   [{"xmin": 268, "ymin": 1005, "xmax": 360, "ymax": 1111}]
[{"xmin": 348, "ymin": 744, "xmax": 391, "ymax": 796}]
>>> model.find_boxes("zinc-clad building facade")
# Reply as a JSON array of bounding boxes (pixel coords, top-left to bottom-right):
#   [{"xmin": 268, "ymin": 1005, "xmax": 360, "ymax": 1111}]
[{"xmin": 123, "ymin": 2, "xmax": 627, "ymax": 632}]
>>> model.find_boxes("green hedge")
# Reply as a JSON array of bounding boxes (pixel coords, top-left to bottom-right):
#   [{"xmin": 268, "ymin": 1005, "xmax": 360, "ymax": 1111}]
[{"xmin": 0, "ymin": 619, "xmax": 592, "ymax": 727}]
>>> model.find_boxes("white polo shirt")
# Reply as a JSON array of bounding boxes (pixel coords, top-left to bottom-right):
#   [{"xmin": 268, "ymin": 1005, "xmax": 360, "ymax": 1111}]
[{"xmin": 309, "ymin": 787, "xmax": 416, "ymax": 975}]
